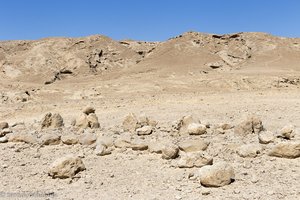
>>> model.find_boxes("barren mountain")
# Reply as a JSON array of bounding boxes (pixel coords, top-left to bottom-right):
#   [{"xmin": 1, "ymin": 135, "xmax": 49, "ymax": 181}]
[{"xmin": 0, "ymin": 32, "xmax": 299, "ymax": 200}]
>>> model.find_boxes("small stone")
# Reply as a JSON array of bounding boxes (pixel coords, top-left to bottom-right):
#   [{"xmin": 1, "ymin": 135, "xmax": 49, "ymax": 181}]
[
  {"xmin": 1, "ymin": 128, "xmax": 12, "ymax": 136},
  {"xmin": 218, "ymin": 123, "xmax": 234, "ymax": 130},
  {"xmin": 198, "ymin": 162, "xmax": 235, "ymax": 187},
  {"xmin": 251, "ymin": 175, "xmax": 259, "ymax": 183},
  {"xmin": 114, "ymin": 138, "xmax": 132, "ymax": 148},
  {"xmin": 201, "ymin": 188, "xmax": 211, "ymax": 195},
  {"xmin": 75, "ymin": 113, "xmax": 89, "ymax": 128},
  {"xmin": 41, "ymin": 113, "xmax": 64, "ymax": 129},
  {"xmin": 136, "ymin": 125, "xmax": 153, "ymax": 135},
  {"xmin": 237, "ymin": 144, "xmax": 262, "ymax": 158},
  {"xmin": 75, "ymin": 112, "xmax": 100, "ymax": 129},
  {"xmin": 122, "ymin": 113, "xmax": 139, "ymax": 132},
  {"xmin": 162, "ymin": 144, "xmax": 179, "ymax": 159},
  {"xmin": 174, "ymin": 115, "xmax": 199, "ymax": 134},
  {"xmin": 278, "ymin": 125, "xmax": 295, "ymax": 139},
  {"xmin": 61, "ymin": 134, "xmax": 79, "ymax": 145},
  {"xmin": 178, "ymin": 140, "xmax": 210, "ymax": 152},
  {"xmin": 48, "ymin": 154, "xmax": 86, "ymax": 179},
  {"xmin": 2, "ymin": 164, "xmax": 8, "ymax": 168},
  {"xmin": 258, "ymin": 131, "xmax": 275, "ymax": 144},
  {"xmin": 82, "ymin": 106, "xmax": 96, "ymax": 115},
  {"xmin": 187, "ymin": 123, "xmax": 207, "ymax": 135},
  {"xmin": 0, "ymin": 122, "xmax": 9, "ymax": 130},
  {"xmin": 79, "ymin": 133, "xmax": 97, "ymax": 145},
  {"xmin": 131, "ymin": 143, "xmax": 148, "ymax": 151},
  {"xmin": 86, "ymin": 113, "xmax": 100, "ymax": 128},
  {"xmin": 40, "ymin": 133, "xmax": 61, "ymax": 145},
  {"xmin": 95, "ymin": 144, "xmax": 111, "ymax": 156},
  {"xmin": 268, "ymin": 142, "xmax": 300, "ymax": 158},
  {"xmin": 177, "ymin": 152, "xmax": 213, "ymax": 168},
  {"xmin": 234, "ymin": 116, "xmax": 263, "ymax": 136},
  {"xmin": 214, "ymin": 128, "xmax": 225, "ymax": 134},
  {"xmin": 0, "ymin": 136, "xmax": 8, "ymax": 143}
]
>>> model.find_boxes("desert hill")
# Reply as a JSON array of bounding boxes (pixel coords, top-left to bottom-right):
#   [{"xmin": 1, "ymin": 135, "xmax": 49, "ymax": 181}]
[{"xmin": 1, "ymin": 31, "xmax": 300, "ymax": 84}]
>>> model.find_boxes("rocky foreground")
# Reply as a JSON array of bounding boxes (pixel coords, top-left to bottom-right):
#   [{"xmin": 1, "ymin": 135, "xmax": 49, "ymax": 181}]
[{"xmin": 0, "ymin": 106, "xmax": 299, "ymax": 199}]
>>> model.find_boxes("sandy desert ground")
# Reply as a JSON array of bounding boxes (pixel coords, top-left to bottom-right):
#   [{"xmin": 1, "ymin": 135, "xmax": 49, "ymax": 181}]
[{"xmin": 0, "ymin": 32, "xmax": 300, "ymax": 199}]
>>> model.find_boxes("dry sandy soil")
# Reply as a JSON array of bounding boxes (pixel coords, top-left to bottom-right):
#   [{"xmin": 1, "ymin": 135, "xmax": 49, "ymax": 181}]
[{"xmin": 0, "ymin": 32, "xmax": 300, "ymax": 199}]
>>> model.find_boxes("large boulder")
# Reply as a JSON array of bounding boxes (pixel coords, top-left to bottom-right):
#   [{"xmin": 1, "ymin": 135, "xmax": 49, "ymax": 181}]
[
  {"xmin": 178, "ymin": 140, "xmax": 210, "ymax": 152},
  {"xmin": 41, "ymin": 113, "xmax": 64, "ymax": 129},
  {"xmin": 48, "ymin": 155, "xmax": 86, "ymax": 179},
  {"xmin": 234, "ymin": 116, "xmax": 263, "ymax": 136},
  {"xmin": 198, "ymin": 162, "xmax": 235, "ymax": 187},
  {"xmin": 268, "ymin": 142, "xmax": 300, "ymax": 159}
]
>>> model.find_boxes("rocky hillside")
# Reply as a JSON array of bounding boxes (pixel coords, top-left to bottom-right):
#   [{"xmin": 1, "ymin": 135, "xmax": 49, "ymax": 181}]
[{"xmin": 1, "ymin": 32, "xmax": 300, "ymax": 84}]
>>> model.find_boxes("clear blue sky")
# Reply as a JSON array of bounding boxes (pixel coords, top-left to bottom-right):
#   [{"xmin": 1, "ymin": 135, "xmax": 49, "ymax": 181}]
[{"xmin": 1, "ymin": 0, "xmax": 300, "ymax": 41}]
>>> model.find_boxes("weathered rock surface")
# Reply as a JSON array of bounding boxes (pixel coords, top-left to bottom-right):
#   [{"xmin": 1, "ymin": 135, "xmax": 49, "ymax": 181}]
[
  {"xmin": 178, "ymin": 140, "xmax": 210, "ymax": 152},
  {"xmin": 177, "ymin": 152, "xmax": 213, "ymax": 168},
  {"xmin": 162, "ymin": 144, "xmax": 179, "ymax": 159},
  {"xmin": 114, "ymin": 138, "xmax": 132, "ymax": 148},
  {"xmin": 41, "ymin": 113, "xmax": 64, "ymax": 129},
  {"xmin": 173, "ymin": 115, "xmax": 200, "ymax": 134},
  {"xmin": 0, "ymin": 136, "xmax": 8, "ymax": 143},
  {"xmin": 75, "ymin": 107, "xmax": 100, "ymax": 129},
  {"xmin": 268, "ymin": 142, "xmax": 300, "ymax": 158},
  {"xmin": 148, "ymin": 142, "xmax": 163, "ymax": 154},
  {"xmin": 187, "ymin": 123, "xmax": 207, "ymax": 135},
  {"xmin": 237, "ymin": 144, "xmax": 262, "ymax": 158},
  {"xmin": 48, "ymin": 155, "xmax": 86, "ymax": 179},
  {"xmin": 95, "ymin": 143, "xmax": 111, "ymax": 156},
  {"xmin": 258, "ymin": 131, "xmax": 275, "ymax": 144},
  {"xmin": 40, "ymin": 133, "xmax": 61, "ymax": 145},
  {"xmin": 198, "ymin": 162, "xmax": 235, "ymax": 187},
  {"xmin": 0, "ymin": 122, "xmax": 9, "ymax": 130},
  {"xmin": 217, "ymin": 123, "xmax": 234, "ymax": 130},
  {"xmin": 136, "ymin": 125, "xmax": 153, "ymax": 135},
  {"xmin": 8, "ymin": 133, "xmax": 38, "ymax": 144},
  {"xmin": 234, "ymin": 116, "xmax": 263, "ymax": 135},
  {"xmin": 78, "ymin": 133, "xmax": 97, "ymax": 145},
  {"xmin": 278, "ymin": 125, "xmax": 295, "ymax": 139},
  {"xmin": 61, "ymin": 134, "xmax": 79, "ymax": 145},
  {"xmin": 122, "ymin": 113, "xmax": 140, "ymax": 132},
  {"xmin": 82, "ymin": 106, "xmax": 96, "ymax": 115},
  {"xmin": 1, "ymin": 128, "xmax": 12, "ymax": 136}
]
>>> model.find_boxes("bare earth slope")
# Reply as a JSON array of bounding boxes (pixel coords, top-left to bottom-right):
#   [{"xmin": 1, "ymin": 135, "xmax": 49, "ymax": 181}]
[{"xmin": 0, "ymin": 32, "xmax": 299, "ymax": 200}]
